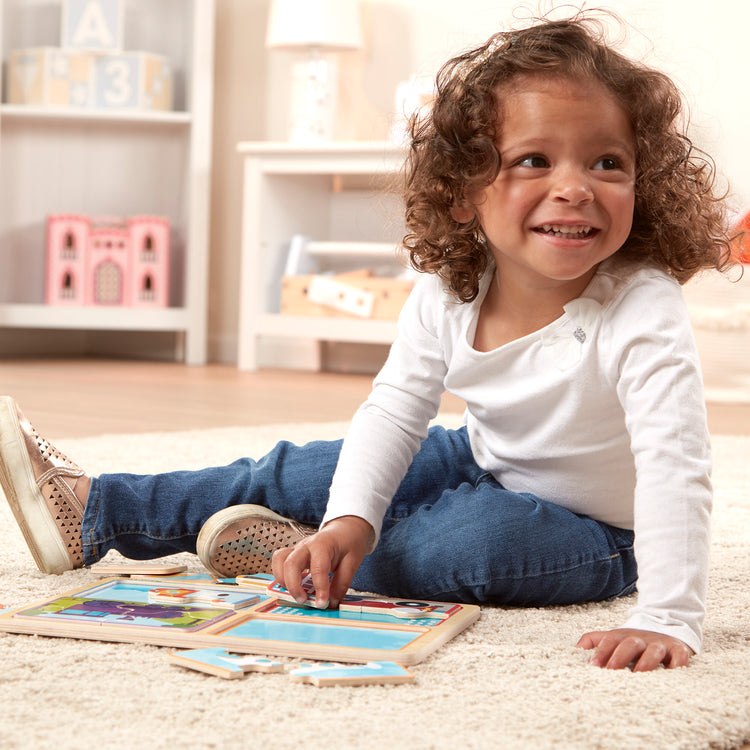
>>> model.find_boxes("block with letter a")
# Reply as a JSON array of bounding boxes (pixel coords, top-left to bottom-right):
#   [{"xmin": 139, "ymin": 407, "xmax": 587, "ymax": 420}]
[{"xmin": 62, "ymin": 0, "xmax": 123, "ymax": 53}]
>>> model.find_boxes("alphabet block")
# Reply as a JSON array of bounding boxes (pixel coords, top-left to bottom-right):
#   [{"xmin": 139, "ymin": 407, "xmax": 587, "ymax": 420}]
[
  {"xmin": 8, "ymin": 48, "xmax": 171, "ymax": 112},
  {"xmin": 8, "ymin": 48, "xmax": 94, "ymax": 107},
  {"xmin": 62, "ymin": 0, "xmax": 123, "ymax": 53},
  {"xmin": 93, "ymin": 52, "xmax": 172, "ymax": 111}
]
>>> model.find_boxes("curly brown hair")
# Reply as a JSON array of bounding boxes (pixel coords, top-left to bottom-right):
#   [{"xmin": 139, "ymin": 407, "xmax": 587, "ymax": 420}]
[{"xmin": 403, "ymin": 10, "xmax": 735, "ymax": 302}]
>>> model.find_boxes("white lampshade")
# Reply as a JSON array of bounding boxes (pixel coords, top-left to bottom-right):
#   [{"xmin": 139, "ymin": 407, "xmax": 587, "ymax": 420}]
[{"xmin": 266, "ymin": 0, "xmax": 363, "ymax": 51}]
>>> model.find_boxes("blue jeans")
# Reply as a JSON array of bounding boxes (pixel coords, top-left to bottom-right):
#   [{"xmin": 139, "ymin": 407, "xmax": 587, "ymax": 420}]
[{"xmin": 82, "ymin": 426, "xmax": 637, "ymax": 607}]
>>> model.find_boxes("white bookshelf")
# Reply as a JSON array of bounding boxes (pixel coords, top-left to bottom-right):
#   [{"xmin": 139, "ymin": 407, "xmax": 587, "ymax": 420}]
[
  {"xmin": 0, "ymin": 0, "xmax": 215, "ymax": 364},
  {"xmin": 236, "ymin": 141, "xmax": 407, "ymax": 371}
]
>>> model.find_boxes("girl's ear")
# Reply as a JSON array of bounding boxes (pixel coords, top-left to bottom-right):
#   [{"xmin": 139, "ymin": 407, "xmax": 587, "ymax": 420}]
[{"xmin": 450, "ymin": 204, "xmax": 475, "ymax": 223}]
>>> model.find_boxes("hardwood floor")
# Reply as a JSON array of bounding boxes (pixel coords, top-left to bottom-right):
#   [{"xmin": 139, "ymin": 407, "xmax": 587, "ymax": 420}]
[
  {"xmin": 0, "ymin": 358, "xmax": 382, "ymax": 438},
  {"xmin": 0, "ymin": 357, "xmax": 748, "ymax": 439}
]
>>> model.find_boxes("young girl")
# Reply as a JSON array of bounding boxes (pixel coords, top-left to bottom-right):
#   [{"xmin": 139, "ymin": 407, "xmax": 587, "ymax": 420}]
[{"xmin": 0, "ymin": 12, "xmax": 734, "ymax": 673}]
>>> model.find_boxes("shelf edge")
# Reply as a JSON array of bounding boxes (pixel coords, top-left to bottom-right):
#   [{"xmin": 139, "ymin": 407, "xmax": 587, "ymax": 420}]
[
  {"xmin": 0, "ymin": 304, "xmax": 191, "ymax": 332},
  {"xmin": 257, "ymin": 313, "xmax": 398, "ymax": 344},
  {"xmin": 0, "ymin": 104, "xmax": 192, "ymax": 126}
]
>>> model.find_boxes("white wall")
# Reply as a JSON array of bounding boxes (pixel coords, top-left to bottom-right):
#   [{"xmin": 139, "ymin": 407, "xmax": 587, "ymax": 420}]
[
  {"xmin": 341, "ymin": 0, "xmax": 749, "ymax": 208},
  {"xmin": 209, "ymin": 0, "xmax": 749, "ymax": 364}
]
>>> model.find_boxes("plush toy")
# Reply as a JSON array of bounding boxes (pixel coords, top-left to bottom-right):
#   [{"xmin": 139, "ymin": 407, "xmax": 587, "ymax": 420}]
[{"xmin": 732, "ymin": 210, "xmax": 750, "ymax": 263}]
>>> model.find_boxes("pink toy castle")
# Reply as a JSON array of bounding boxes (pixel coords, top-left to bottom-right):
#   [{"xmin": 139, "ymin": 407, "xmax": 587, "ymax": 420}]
[{"xmin": 46, "ymin": 214, "xmax": 170, "ymax": 307}]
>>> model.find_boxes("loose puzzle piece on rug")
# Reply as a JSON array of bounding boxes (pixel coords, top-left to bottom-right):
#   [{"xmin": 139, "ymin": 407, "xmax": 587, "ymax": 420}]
[
  {"xmin": 289, "ymin": 661, "xmax": 415, "ymax": 687},
  {"xmin": 168, "ymin": 647, "xmax": 284, "ymax": 679}
]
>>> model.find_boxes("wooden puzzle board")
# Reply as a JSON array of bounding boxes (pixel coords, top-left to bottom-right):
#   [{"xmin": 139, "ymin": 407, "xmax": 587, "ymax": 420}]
[{"xmin": 0, "ymin": 576, "xmax": 480, "ymax": 665}]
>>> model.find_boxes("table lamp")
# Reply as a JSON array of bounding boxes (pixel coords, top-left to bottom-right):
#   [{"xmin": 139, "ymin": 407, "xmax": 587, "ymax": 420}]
[{"xmin": 266, "ymin": 0, "xmax": 363, "ymax": 142}]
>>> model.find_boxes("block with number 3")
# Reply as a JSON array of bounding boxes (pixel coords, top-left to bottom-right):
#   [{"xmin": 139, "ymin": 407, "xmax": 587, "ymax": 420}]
[{"xmin": 94, "ymin": 52, "xmax": 172, "ymax": 111}]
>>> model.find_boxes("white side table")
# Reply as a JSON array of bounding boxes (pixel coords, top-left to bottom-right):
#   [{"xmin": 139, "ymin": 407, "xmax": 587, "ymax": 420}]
[{"xmin": 236, "ymin": 141, "xmax": 406, "ymax": 370}]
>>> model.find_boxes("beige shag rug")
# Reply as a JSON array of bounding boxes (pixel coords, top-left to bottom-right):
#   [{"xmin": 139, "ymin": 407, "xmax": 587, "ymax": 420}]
[{"xmin": 0, "ymin": 418, "xmax": 748, "ymax": 750}]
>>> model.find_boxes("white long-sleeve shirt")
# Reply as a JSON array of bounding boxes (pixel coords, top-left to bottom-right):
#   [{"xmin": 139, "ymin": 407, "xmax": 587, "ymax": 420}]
[{"xmin": 322, "ymin": 257, "xmax": 712, "ymax": 653}]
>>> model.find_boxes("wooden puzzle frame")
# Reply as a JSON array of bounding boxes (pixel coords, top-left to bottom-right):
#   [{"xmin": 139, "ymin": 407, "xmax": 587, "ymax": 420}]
[{"xmin": 0, "ymin": 577, "xmax": 480, "ymax": 666}]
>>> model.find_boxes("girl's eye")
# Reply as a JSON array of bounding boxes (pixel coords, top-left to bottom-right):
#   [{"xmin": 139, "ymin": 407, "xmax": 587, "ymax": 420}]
[
  {"xmin": 516, "ymin": 155, "xmax": 549, "ymax": 169},
  {"xmin": 593, "ymin": 157, "xmax": 620, "ymax": 171}
]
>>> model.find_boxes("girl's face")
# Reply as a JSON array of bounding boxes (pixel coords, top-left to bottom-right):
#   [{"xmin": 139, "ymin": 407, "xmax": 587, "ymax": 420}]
[{"xmin": 455, "ymin": 75, "xmax": 636, "ymax": 300}]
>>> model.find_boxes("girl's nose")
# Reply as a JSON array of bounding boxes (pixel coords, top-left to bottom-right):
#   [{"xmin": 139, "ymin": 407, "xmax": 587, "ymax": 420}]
[{"xmin": 551, "ymin": 170, "xmax": 594, "ymax": 205}]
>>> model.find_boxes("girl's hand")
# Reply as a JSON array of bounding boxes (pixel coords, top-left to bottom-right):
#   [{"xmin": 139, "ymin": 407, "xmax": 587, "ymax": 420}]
[
  {"xmin": 270, "ymin": 515, "xmax": 373, "ymax": 610},
  {"xmin": 576, "ymin": 628, "xmax": 693, "ymax": 671}
]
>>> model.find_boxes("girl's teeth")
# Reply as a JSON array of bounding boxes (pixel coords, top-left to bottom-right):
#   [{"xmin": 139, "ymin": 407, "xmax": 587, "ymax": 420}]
[{"xmin": 540, "ymin": 224, "xmax": 592, "ymax": 238}]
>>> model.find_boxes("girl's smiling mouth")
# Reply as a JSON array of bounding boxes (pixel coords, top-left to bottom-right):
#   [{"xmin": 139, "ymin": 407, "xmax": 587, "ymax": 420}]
[{"xmin": 534, "ymin": 223, "xmax": 598, "ymax": 239}]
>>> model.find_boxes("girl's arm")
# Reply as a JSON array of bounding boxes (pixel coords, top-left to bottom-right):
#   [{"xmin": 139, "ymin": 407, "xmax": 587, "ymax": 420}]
[
  {"xmin": 597, "ymin": 271, "xmax": 712, "ymax": 665},
  {"xmin": 278, "ymin": 275, "xmax": 450, "ymax": 603},
  {"xmin": 322, "ymin": 274, "xmax": 450, "ymax": 542}
]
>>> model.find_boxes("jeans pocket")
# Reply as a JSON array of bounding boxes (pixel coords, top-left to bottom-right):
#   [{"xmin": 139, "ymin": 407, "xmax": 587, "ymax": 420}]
[
  {"xmin": 607, "ymin": 524, "xmax": 635, "ymax": 553},
  {"xmin": 474, "ymin": 472, "xmax": 497, "ymax": 488},
  {"xmin": 603, "ymin": 523, "xmax": 637, "ymax": 599}
]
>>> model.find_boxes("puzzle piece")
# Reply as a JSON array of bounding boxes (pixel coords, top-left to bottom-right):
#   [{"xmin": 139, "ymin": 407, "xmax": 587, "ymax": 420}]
[
  {"xmin": 267, "ymin": 575, "xmax": 319, "ymax": 607},
  {"xmin": 92, "ymin": 563, "xmax": 188, "ymax": 577},
  {"xmin": 234, "ymin": 573, "xmax": 276, "ymax": 590},
  {"xmin": 147, "ymin": 587, "xmax": 259, "ymax": 611},
  {"xmin": 289, "ymin": 661, "xmax": 415, "ymax": 687},
  {"xmin": 268, "ymin": 577, "xmax": 457, "ymax": 619},
  {"xmin": 339, "ymin": 596, "xmax": 458, "ymax": 620},
  {"xmin": 128, "ymin": 573, "xmax": 242, "ymax": 588},
  {"xmin": 168, "ymin": 648, "xmax": 284, "ymax": 680}
]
